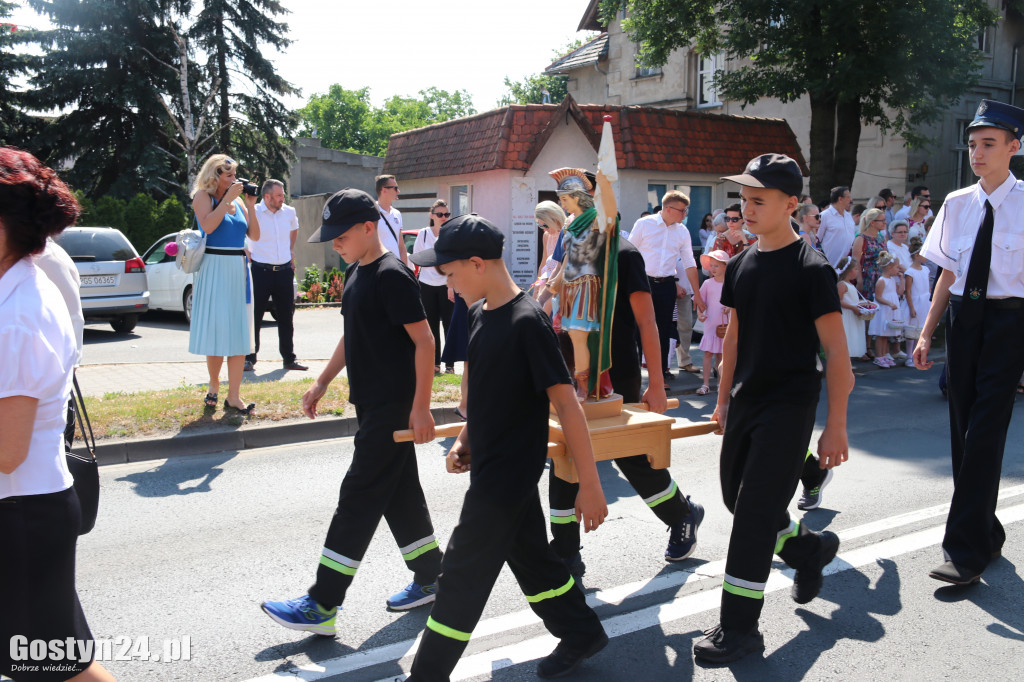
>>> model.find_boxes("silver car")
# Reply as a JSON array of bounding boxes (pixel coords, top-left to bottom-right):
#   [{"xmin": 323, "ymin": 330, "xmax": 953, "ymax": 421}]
[{"xmin": 54, "ymin": 226, "xmax": 149, "ymax": 334}]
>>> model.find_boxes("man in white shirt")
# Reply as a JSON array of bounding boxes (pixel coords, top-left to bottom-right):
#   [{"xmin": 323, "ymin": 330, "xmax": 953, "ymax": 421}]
[
  {"xmin": 628, "ymin": 191, "xmax": 705, "ymax": 381},
  {"xmin": 376, "ymin": 174, "xmax": 409, "ymax": 265},
  {"xmin": 246, "ymin": 179, "xmax": 307, "ymax": 372},
  {"xmin": 915, "ymin": 99, "xmax": 1024, "ymax": 587},
  {"xmin": 893, "ymin": 185, "xmax": 933, "ymax": 222},
  {"xmin": 818, "ymin": 186, "xmax": 856, "ymax": 267}
]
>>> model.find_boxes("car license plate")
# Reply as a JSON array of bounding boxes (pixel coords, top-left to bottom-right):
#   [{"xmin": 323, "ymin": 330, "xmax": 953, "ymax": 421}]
[{"xmin": 80, "ymin": 275, "xmax": 117, "ymax": 286}]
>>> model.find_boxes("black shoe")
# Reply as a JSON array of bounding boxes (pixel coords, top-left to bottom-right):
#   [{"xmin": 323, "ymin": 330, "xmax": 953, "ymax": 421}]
[
  {"xmin": 536, "ymin": 631, "xmax": 608, "ymax": 678},
  {"xmin": 563, "ymin": 552, "xmax": 586, "ymax": 591},
  {"xmin": 243, "ymin": 359, "xmax": 255, "ymax": 372},
  {"xmin": 224, "ymin": 399, "xmax": 255, "ymax": 417},
  {"xmin": 792, "ymin": 530, "xmax": 840, "ymax": 604},
  {"xmin": 929, "ymin": 561, "xmax": 982, "ymax": 586},
  {"xmin": 283, "ymin": 360, "xmax": 309, "ymax": 371},
  {"xmin": 693, "ymin": 624, "xmax": 764, "ymax": 664},
  {"xmin": 663, "ymin": 371, "xmax": 675, "ymax": 382},
  {"xmin": 797, "ymin": 468, "xmax": 834, "ymax": 511}
]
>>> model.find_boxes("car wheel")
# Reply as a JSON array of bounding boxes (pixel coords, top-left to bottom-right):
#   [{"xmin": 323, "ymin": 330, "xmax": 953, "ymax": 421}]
[
  {"xmin": 111, "ymin": 314, "xmax": 138, "ymax": 334},
  {"xmin": 183, "ymin": 286, "xmax": 193, "ymax": 325}
]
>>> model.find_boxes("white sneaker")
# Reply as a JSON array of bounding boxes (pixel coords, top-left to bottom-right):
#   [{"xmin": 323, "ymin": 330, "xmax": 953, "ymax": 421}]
[
  {"xmin": 905, "ymin": 358, "xmax": 916, "ymax": 368},
  {"xmin": 893, "ymin": 350, "xmax": 908, "ymax": 360}
]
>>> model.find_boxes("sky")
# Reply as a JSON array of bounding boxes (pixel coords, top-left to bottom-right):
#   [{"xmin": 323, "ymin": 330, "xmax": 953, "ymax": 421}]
[{"xmin": 9, "ymin": 0, "xmax": 599, "ymax": 113}]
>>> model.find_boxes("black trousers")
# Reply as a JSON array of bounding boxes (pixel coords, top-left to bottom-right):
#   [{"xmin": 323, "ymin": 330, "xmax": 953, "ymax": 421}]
[
  {"xmin": 943, "ymin": 300, "xmax": 1024, "ymax": 571},
  {"xmin": 719, "ymin": 397, "xmax": 823, "ymax": 631},
  {"xmin": 307, "ymin": 403, "xmax": 442, "ymax": 607},
  {"xmin": 648, "ymin": 278, "xmax": 679, "ymax": 372},
  {"xmin": 248, "ymin": 263, "xmax": 296, "ymax": 364},
  {"xmin": 409, "ymin": 485, "xmax": 604, "ymax": 682},
  {"xmin": 420, "ymin": 282, "xmax": 454, "ymax": 368}
]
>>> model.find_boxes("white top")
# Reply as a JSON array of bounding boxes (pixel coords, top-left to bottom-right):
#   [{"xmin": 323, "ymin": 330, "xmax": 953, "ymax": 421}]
[
  {"xmin": 907, "ymin": 220, "xmax": 927, "ymax": 243},
  {"xmin": 628, "ymin": 211, "xmax": 697, "ymax": 277},
  {"xmin": 674, "ymin": 258, "xmax": 694, "ymax": 295},
  {"xmin": 921, "ymin": 173, "xmax": 1024, "ymax": 298},
  {"xmin": 886, "ymin": 240, "xmax": 912, "ymax": 271},
  {"xmin": 819, "ymin": 205, "xmax": 857, "ymax": 267},
  {"xmin": 35, "ymin": 239, "xmax": 84, "ymax": 366},
  {"xmin": 0, "ymin": 259, "xmax": 77, "ymax": 500},
  {"xmin": 377, "ymin": 203, "xmax": 404, "ymax": 258},
  {"xmin": 413, "ymin": 227, "xmax": 447, "ymax": 286},
  {"xmin": 249, "ymin": 201, "xmax": 298, "ymax": 265}
]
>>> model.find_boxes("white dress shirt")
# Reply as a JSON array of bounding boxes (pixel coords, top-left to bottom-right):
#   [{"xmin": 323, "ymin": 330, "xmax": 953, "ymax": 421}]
[
  {"xmin": 0, "ymin": 259, "xmax": 77, "ymax": 499},
  {"xmin": 35, "ymin": 239, "xmax": 84, "ymax": 366},
  {"xmin": 921, "ymin": 173, "xmax": 1024, "ymax": 298},
  {"xmin": 628, "ymin": 211, "xmax": 697, "ymax": 277},
  {"xmin": 818, "ymin": 205, "xmax": 857, "ymax": 267},
  {"xmin": 413, "ymin": 227, "xmax": 447, "ymax": 287},
  {"xmin": 250, "ymin": 201, "xmax": 298, "ymax": 265},
  {"xmin": 377, "ymin": 203, "xmax": 404, "ymax": 258}
]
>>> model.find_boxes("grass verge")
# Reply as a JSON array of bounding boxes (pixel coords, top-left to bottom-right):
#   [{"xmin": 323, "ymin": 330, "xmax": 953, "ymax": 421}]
[{"xmin": 87, "ymin": 373, "xmax": 464, "ymax": 441}]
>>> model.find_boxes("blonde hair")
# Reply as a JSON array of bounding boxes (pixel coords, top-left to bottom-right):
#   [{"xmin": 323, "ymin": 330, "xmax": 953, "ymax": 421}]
[
  {"xmin": 859, "ymin": 208, "xmax": 885, "ymax": 233},
  {"xmin": 662, "ymin": 190, "xmax": 690, "ymax": 207},
  {"xmin": 535, "ymin": 200, "xmax": 566, "ymax": 230},
  {"xmin": 910, "ymin": 195, "xmax": 929, "ymax": 219},
  {"xmin": 191, "ymin": 154, "xmax": 237, "ymax": 198},
  {"xmin": 835, "ymin": 255, "xmax": 857, "ymax": 280},
  {"xmin": 876, "ymin": 250, "xmax": 896, "ymax": 268}
]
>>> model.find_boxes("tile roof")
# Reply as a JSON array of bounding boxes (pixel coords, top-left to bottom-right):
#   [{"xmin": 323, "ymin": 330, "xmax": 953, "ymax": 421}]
[
  {"xmin": 544, "ymin": 34, "xmax": 609, "ymax": 75},
  {"xmin": 382, "ymin": 96, "xmax": 807, "ymax": 180}
]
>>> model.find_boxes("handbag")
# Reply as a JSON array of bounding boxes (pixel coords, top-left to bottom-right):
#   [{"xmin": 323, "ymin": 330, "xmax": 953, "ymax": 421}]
[
  {"xmin": 716, "ymin": 310, "xmax": 730, "ymax": 339},
  {"xmin": 175, "ymin": 228, "xmax": 206, "ymax": 274},
  {"xmin": 65, "ymin": 374, "xmax": 99, "ymax": 535}
]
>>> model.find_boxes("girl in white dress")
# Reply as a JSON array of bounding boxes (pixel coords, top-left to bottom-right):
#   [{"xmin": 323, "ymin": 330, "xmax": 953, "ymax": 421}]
[
  {"xmin": 869, "ymin": 252, "xmax": 904, "ymax": 368},
  {"xmin": 903, "ymin": 237, "xmax": 931, "ymax": 367},
  {"xmin": 835, "ymin": 256, "xmax": 867, "ymax": 360}
]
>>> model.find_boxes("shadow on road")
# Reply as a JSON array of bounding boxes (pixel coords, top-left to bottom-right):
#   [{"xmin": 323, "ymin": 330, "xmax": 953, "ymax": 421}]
[
  {"xmin": 934, "ymin": 556, "xmax": 1024, "ymax": 641},
  {"xmin": 115, "ymin": 450, "xmax": 236, "ymax": 497}
]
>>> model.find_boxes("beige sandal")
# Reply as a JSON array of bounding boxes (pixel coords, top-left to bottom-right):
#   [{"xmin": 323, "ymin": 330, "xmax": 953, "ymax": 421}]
[{"xmin": 696, "ymin": 385, "xmax": 711, "ymax": 396}]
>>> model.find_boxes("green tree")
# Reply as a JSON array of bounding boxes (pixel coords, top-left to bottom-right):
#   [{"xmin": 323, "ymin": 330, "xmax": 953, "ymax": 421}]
[
  {"xmin": 74, "ymin": 191, "xmax": 94, "ymax": 227},
  {"xmin": 297, "ymin": 85, "xmax": 374, "ymax": 153},
  {"xmin": 499, "ymin": 73, "xmax": 568, "ymax": 106},
  {"xmin": 91, "ymin": 196, "xmax": 127, "ymax": 231},
  {"xmin": 0, "ymin": 1, "xmax": 41, "ymax": 145},
  {"xmin": 604, "ymin": 0, "xmax": 1001, "ymax": 201},
  {"xmin": 156, "ymin": 195, "xmax": 188, "ymax": 236},
  {"xmin": 191, "ymin": 0, "xmax": 298, "ymax": 182},
  {"xmin": 24, "ymin": 0, "xmax": 182, "ymax": 198},
  {"xmin": 123, "ymin": 192, "xmax": 160, "ymax": 250}
]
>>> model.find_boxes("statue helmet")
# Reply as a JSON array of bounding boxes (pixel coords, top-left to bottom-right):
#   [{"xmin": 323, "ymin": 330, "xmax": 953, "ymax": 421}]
[{"xmin": 549, "ymin": 167, "xmax": 595, "ymax": 196}]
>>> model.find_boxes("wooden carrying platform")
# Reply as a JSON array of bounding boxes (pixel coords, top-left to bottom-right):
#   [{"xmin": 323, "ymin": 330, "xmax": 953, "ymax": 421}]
[{"xmin": 394, "ymin": 395, "xmax": 719, "ymax": 483}]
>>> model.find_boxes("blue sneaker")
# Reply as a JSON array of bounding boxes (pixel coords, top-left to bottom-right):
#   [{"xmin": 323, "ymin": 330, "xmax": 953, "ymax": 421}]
[
  {"xmin": 666, "ymin": 497, "xmax": 705, "ymax": 561},
  {"xmin": 261, "ymin": 595, "xmax": 337, "ymax": 636},
  {"xmin": 386, "ymin": 581, "xmax": 437, "ymax": 611}
]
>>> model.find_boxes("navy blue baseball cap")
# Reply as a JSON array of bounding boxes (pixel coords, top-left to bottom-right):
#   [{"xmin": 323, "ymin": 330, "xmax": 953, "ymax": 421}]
[
  {"xmin": 722, "ymin": 153, "xmax": 804, "ymax": 198},
  {"xmin": 967, "ymin": 99, "xmax": 1024, "ymax": 140},
  {"xmin": 409, "ymin": 213, "xmax": 504, "ymax": 267},
  {"xmin": 308, "ymin": 188, "xmax": 381, "ymax": 243}
]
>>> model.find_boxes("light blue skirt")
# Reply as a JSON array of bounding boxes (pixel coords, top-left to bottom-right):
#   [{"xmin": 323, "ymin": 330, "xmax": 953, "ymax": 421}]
[{"xmin": 188, "ymin": 253, "xmax": 254, "ymax": 357}]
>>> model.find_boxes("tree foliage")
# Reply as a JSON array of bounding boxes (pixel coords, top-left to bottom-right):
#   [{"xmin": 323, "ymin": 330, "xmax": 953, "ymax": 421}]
[
  {"xmin": 499, "ymin": 37, "xmax": 594, "ymax": 106},
  {"xmin": 298, "ymin": 86, "xmax": 477, "ymax": 156},
  {"xmin": 0, "ymin": 1, "xmax": 40, "ymax": 145},
  {"xmin": 603, "ymin": 0, "xmax": 1001, "ymax": 199}
]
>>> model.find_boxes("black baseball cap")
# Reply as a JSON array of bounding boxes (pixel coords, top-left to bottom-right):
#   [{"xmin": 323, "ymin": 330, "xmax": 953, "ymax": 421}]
[
  {"xmin": 722, "ymin": 153, "xmax": 804, "ymax": 198},
  {"xmin": 308, "ymin": 188, "xmax": 381, "ymax": 243},
  {"xmin": 967, "ymin": 99, "xmax": 1024, "ymax": 139},
  {"xmin": 409, "ymin": 213, "xmax": 504, "ymax": 267}
]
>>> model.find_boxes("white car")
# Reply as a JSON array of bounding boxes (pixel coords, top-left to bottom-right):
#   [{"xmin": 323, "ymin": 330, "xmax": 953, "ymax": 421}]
[{"xmin": 141, "ymin": 233, "xmax": 298, "ymax": 325}]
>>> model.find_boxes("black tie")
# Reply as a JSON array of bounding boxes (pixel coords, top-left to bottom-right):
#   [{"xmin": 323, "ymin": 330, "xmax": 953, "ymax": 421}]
[{"xmin": 958, "ymin": 200, "xmax": 994, "ymax": 328}]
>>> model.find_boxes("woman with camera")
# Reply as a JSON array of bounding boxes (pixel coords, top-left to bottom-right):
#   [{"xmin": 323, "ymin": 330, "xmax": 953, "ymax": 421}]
[
  {"xmin": 189, "ymin": 153, "xmax": 261, "ymax": 415},
  {"xmin": 0, "ymin": 147, "xmax": 116, "ymax": 681}
]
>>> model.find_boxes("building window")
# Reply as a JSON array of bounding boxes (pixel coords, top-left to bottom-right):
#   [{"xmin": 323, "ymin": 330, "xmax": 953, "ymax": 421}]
[
  {"xmin": 635, "ymin": 43, "xmax": 661, "ymax": 78},
  {"xmin": 450, "ymin": 185, "xmax": 471, "ymax": 215},
  {"xmin": 977, "ymin": 27, "xmax": 993, "ymax": 54},
  {"xmin": 698, "ymin": 53, "xmax": 722, "ymax": 107},
  {"xmin": 955, "ymin": 120, "xmax": 974, "ymax": 189}
]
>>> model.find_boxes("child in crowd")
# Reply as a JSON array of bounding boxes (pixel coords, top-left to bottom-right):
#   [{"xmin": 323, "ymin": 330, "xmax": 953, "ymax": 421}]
[
  {"xmin": 261, "ymin": 188, "xmax": 443, "ymax": 636},
  {"xmin": 868, "ymin": 252, "xmax": 904, "ymax": 368},
  {"xmin": 903, "ymin": 236, "xmax": 930, "ymax": 368},
  {"xmin": 696, "ymin": 249, "xmax": 730, "ymax": 395},
  {"xmin": 835, "ymin": 255, "xmax": 867, "ymax": 361},
  {"xmin": 407, "ymin": 214, "xmax": 608, "ymax": 681}
]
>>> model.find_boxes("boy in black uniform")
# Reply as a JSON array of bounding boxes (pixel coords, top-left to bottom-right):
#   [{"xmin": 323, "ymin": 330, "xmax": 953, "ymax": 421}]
[
  {"xmin": 695, "ymin": 155, "xmax": 854, "ymax": 664},
  {"xmin": 261, "ymin": 188, "xmax": 443, "ymax": 636},
  {"xmin": 916, "ymin": 99, "xmax": 1024, "ymax": 586},
  {"xmin": 547, "ymin": 237, "xmax": 705, "ymax": 575},
  {"xmin": 407, "ymin": 214, "xmax": 608, "ymax": 681}
]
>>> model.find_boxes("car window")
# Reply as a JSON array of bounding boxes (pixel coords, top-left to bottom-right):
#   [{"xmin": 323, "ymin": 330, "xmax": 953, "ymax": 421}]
[
  {"xmin": 144, "ymin": 237, "xmax": 174, "ymax": 265},
  {"xmin": 55, "ymin": 230, "xmax": 136, "ymax": 262}
]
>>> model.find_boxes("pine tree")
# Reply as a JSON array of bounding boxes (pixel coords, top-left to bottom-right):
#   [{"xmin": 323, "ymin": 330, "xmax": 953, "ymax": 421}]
[
  {"xmin": 24, "ymin": 0, "xmax": 183, "ymax": 198},
  {"xmin": 190, "ymin": 0, "xmax": 298, "ymax": 183},
  {"xmin": 0, "ymin": 0, "xmax": 40, "ymax": 145}
]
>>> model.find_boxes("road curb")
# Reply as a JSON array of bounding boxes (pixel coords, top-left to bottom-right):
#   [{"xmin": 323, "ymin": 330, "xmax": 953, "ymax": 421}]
[{"xmin": 95, "ymin": 405, "xmax": 465, "ymax": 466}]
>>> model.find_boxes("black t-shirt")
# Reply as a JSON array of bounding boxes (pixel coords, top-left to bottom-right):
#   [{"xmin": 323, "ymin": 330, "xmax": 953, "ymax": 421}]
[
  {"xmin": 341, "ymin": 252, "xmax": 426, "ymax": 407},
  {"xmin": 466, "ymin": 292, "xmax": 571, "ymax": 502},
  {"xmin": 721, "ymin": 238, "xmax": 839, "ymax": 403},
  {"xmin": 609, "ymin": 238, "xmax": 651, "ymax": 402}
]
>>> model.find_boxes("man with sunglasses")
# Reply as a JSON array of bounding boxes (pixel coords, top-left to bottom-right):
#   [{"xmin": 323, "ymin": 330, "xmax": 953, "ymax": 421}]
[
  {"xmin": 894, "ymin": 185, "xmax": 934, "ymax": 223},
  {"xmin": 375, "ymin": 174, "xmax": 409, "ymax": 266},
  {"xmin": 713, "ymin": 204, "xmax": 758, "ymax": 258}
]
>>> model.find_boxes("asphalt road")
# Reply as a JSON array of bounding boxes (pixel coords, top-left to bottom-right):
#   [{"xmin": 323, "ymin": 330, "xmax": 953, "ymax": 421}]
[{"xmin": 60, "ymin": 366, "xmax": 1024, "ymax": 682}]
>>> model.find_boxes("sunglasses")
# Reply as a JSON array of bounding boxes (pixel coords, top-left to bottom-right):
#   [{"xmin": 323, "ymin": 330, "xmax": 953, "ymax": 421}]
[
  {"xmin": 724, "ymin": 216, "xmax": 742, "ymax": 223},
  {"xmin": 433, "ymin": 212, "xmax": 450, "ymax": 218},
  {"xmin": 384, "ymin": 185, "xmax": 399, "ymax": 190}
]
